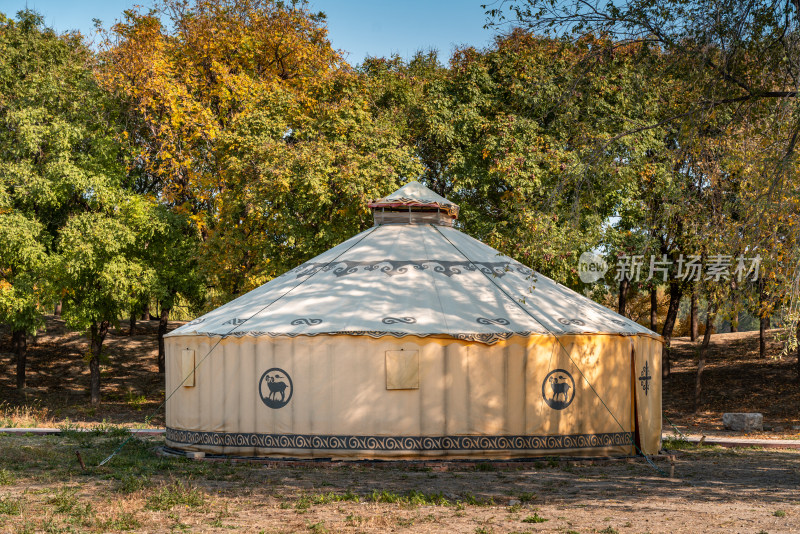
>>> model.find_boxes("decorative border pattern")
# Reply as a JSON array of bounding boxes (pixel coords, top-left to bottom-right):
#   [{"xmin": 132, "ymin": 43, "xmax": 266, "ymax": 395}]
[
  {"xmin": 165, "ymin": 428, "xmax": 633, "ymax": 452},
  {"xmin": 288, "ymin": 260, "xmax": 533, "ymax": 279},
  {"xmin": 181, "ymin": 330, "xmax": 535, "ymax": 345}
]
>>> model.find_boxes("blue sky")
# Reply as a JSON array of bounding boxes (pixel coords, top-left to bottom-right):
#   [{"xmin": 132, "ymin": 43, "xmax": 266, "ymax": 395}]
[{"xmin": 0, "ymin": 0, "xmax": 501, "ymax": 64}]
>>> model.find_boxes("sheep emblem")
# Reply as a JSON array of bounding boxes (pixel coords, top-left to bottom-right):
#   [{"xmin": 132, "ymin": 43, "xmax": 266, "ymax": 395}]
[
  {"xmin": 542, "ymin": 369, "xmax": 575, "ymax": 410},
  {"xmin": 258, "ymin": 368, "xmax": 293, "ymax": 409}
]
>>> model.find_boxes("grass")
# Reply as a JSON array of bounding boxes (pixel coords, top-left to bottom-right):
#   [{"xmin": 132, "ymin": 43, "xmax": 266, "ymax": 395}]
[
  {"xmin": 295, "ymin": 490, "xmax": 361, "ymax": 511},
  {"xmin": 517, "ymin": 492, "xmax": 537, "ymax": 503},
  {"xmin": 661, "ymin": 437, "xmax": 698, "ymax": 450},
  {"xmin": 0, "ymin": 494, "xmax": 22, "ymax": 515},
  {"xmin": 0, "ymin": 400, "xmax": 52, "ymax": 428},
  {"xmin": 125, "ymin": 390, "xmax": 148, "ymax": 411},
  {"xmin": 0, "ymin": 431, "xmax": 794, "ymax": 533},
  {"xmin": 0, "ymin": 468, "xmax": 15, "ymax": 485},
  {"xmin": 145, "ymin": 481, "xmax": 208, "ymax": 511},
  {"xmin": 99, "ymin": 511, "xmax": 141, "ymax": 531},
  {"xmin": 307, "ymin": 520, "xmax": 328, "ymax": 532},
  {"xmin": 367, "ymin": 490, "xmax": 453, "ymax": 506},
  {"xmin": 521, "ymin": 512, "xmax": 548, "ymax": 523},
  {"xmin": 774, "ymin": 509, "xmax": 786, "ymax": 517}
]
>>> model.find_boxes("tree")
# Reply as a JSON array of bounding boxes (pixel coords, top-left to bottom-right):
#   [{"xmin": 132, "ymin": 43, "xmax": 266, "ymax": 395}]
[
  {"xmin": 0, "ymin": 209, "xmax": 48, "ymax": 389},
  {"xmin": 0, "ymin": 10, "xmax": 131, "ymax": 392},
  {"xmin": 207, "ymin": 70, "xmax": 423, "ymax": 297},
  {"xmin": 102, "ymin": 0, "xmax": 421, "ymax": 301},
  {"xmin": 100, "ymin": 0, "xmax": 344, "ymax": 217},
  {"xmin": 487, "ymin": 0, "xmax": 800, "ymax": 299},
  {"xmin": 54, "ymin": 196, "xmax": 156, "ymax": 405},
  {"xmin": 363, "ymin": 32, "xmax": 672, "ymax": 287},
  {"xmin": 145, "ymin": 207, "xmax": 205, "ymax": 372}
]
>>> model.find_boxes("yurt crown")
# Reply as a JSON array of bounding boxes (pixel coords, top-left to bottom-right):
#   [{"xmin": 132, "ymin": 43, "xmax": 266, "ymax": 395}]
[{"xmin": 368, "ymin": 181, "xmax": 459, "ymax": 227}]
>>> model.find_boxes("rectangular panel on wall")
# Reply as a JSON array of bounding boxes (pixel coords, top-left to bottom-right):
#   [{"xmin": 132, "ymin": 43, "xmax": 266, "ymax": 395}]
[
  {"xmin": 181, "ymin": 348, "xmax": 196, "ymax": 387},
  {"xmin": 385, "ymin": 350, "xmax": 419, "ymax": 389}
]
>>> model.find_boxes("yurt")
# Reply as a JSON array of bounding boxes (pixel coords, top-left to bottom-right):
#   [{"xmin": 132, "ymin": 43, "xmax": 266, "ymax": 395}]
[{"xmin": 164, "ymin": 182, "xmax": 662, "ymax": 459}]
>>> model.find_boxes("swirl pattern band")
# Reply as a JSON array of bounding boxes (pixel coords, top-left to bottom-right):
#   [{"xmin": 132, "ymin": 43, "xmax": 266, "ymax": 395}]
[
  {"xmin": 166, "ymin": 428, "xmax": 633, "ymax": 452},
  {"xmin": 476, "ymin": 317, "xmax": 510, "ymax": 326},
  {"xmin": 288, "ymin": 260, "xmax": 533, "ymax": 279},
  {"xmin": 291, "ymin": 318, "xmax": 323, "ymax": 326},
  {"xmin": 183, "ymin": 330, "xmax": 536, "ymax": 345},
  {"xmin": 382, "ymin": 317, "xmax": 417, "ymax": 324}
]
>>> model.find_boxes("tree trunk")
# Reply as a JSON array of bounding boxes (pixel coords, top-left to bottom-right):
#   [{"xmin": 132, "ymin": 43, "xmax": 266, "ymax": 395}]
[
  {"xmin": 12, "ymin": 329, "xmax": 27, "ymax": 390},
  {"xmin": 54, "ymin": 300, "xmax": 62, "ymax": 317},
  {"xmin": 158, "ymin": 306, "xmax": 170, "ymax": 373},
  {"xmin": 796, "ymin": 320, "xmax": 800, "ymax": 383},
  {"xmin": 758, "ymin": 276, "xmax": 769, "ymax": 358},
  {"xmin": 694, "ymin": 304, "xmax": 715, "ymax": 412},
  {"xmin": 89, "ymin": 320, "xmax": 110, "ymax": 406},
  {"xmin": 661, "ymin": 280, "xmax": 684, "ymax": 378},
  {"xmin": 129, "ymin": 309, "xmax": 136, "ymax": 336},
  {"xmin": 141, "ymin": 303, "xmax": 151, "ymax": 321},
  {"xmin": 618, "ymin": 277, "xmax": 630, "ymax": 317},
  {"xmin": 649, "ymin": 288, "xmax": 658, "ymax": 331},
  {"xmin": 690, "ymin": 289, "xmax": 698, "ymax": 342}
]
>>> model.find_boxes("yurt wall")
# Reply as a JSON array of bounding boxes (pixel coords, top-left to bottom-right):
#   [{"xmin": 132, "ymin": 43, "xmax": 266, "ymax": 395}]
[{"xmin": 165, "ymin": 333, "xmax": 660, "ymax": 459}]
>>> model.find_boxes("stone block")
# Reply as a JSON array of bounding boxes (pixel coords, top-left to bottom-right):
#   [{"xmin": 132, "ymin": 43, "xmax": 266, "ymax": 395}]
[{"xmin": 722, "ymin": 413, "xmax": 763, "ymax": 432}]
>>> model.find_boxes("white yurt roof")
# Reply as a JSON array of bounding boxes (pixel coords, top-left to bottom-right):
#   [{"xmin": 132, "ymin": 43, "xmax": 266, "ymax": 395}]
[{"xmin": 167, "ymin": 182, "xmax": 656, "ymax": 344}]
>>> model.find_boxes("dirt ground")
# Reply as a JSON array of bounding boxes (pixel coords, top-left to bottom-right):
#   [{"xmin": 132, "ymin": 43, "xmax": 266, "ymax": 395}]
[
  {"xmin": 665, "ymin": 330, "xmax": 800, "ymax": 438},
  {"xmin": 0, "ymin": 432, "xmax": 798, "ymax": 533},
  {"xmin": 0, "ymin": 316, "xmax": 172, "ymax": 427}
]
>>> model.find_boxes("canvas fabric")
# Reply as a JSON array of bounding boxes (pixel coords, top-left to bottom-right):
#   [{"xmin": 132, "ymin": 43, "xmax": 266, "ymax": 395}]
[{"xmin": 165, "ymin": 333, "xmax": 659, "ymax": 459}]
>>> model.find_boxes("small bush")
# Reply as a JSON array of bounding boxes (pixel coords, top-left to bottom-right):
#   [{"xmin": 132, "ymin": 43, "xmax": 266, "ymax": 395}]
[
  {"xmin": 125, "ymin": 391, "xmax": 147, "ymax": 411},
  {"xmin": 774, "ymin": 510, "xmax": 786, "ymax": 517},
  {"xmin": 522, "ymin": 512, "xmax": 548, "ymax": 523},
  {"xmin": 0, "ymin": 469, "xmax": 16, "ymax": 486},
  {"xmin": 459, "ymin": 493, "xmax": 494, "ymax": 506}
]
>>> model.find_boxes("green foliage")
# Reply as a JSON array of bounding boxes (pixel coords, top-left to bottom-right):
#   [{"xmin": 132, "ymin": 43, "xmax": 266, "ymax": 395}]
[
  {"xmin": 366, "ymin": 490, "xmax": 452, "ymax": 506},
  {"xmin": 54, "ymin": 196, "xmax": 155, "ymax": 331},
  {"xmin": 99, "ymin": 512, "xmax": 141, "ymax": 531},
  {"xmin": 522, "ymin": 513, "xmax": 548, "ymax": 523},
  {"xmin": 363, "ymin": 33, "xmax": 667, "ymax": 285},
  {"xmin": 0, "ymin": 494, "xmax": 21, "ymax": 515},
  {"xmin": 0, "ymin": 469, "xmax": 14, "ymax": 485},
  {"xmin": 145, "ymin": 481, "xmax": 207, "ymax": 511}
]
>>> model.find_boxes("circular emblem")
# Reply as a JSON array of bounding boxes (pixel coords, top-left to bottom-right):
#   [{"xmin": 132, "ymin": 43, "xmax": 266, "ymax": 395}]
[
  {"xmin": 259, "ymin": 368, "xmax": 293, "ymax": 409},
  {"xmin": 542, "ymin": 369, "xmax": 575, "ymax": 410}
]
